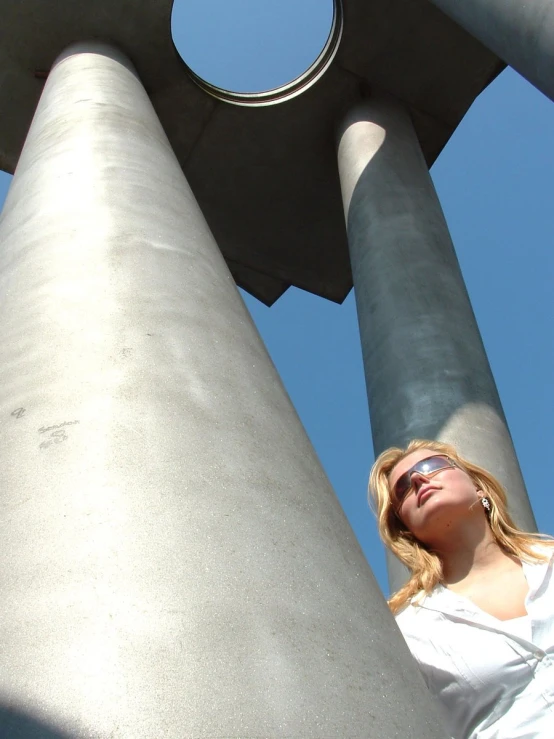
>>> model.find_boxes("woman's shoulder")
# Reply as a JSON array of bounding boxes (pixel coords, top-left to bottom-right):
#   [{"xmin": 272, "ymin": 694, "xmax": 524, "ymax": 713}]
[
  {"xmin": 529, "ymin": 539, "xmax": 554, "ymax": 557},
  {"xmin": 393, "ymin": 591, "xmax": 447, "ymax": 666},
  {"xmin": 394, "ymin": 589, "xmax": 439, "ymax": 629},
  {"xmin": 520, "ymin": 540, "xmax": 554, "ymax": 569},
  {"xmin": 394, "ymin": 603, "xmax": 417, "ymax": 631}
]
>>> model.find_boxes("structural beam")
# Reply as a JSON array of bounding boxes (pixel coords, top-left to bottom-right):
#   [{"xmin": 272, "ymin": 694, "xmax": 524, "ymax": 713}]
[
  {"xmin": 337, "ymin": 95, "xmax": 537, "ymax": 593},
  {"xmin": 0, "ymin": 44, "xmax": 446, "ymax": 737},
  {"xmin": 429, "ymin": 0, "xmax": 554, "ymax": 103}
]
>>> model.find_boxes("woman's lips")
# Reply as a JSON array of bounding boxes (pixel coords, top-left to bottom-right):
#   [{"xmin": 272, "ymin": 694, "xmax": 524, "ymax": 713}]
[{"xmin": 417, "ymin": 486, "xmax": 439, "ymax": 506}]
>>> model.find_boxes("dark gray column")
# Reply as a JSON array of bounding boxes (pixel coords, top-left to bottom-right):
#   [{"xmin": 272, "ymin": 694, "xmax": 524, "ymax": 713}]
[
  {"xmin": 429, "ymin": 0, "xmax": 554, "ymax": 103},
  {"xmin": 0, "ymin": 44, "xmax": 447, "ymax": 737},
  {"xmin": 337, "ymin": 96, "xmax": 536, "ymax": 593}
]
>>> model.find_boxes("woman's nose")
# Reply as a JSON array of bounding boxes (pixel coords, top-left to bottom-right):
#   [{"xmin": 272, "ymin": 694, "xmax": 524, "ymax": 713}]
[{"xmin": 410, "ymin": 471, "xmax": 430, "ymax": 489}]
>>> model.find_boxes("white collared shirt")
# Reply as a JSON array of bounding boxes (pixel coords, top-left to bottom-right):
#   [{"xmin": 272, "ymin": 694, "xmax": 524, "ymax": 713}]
[{"xmin": 395, "ymin": 547, "xmax": 554, "ymax": 738}]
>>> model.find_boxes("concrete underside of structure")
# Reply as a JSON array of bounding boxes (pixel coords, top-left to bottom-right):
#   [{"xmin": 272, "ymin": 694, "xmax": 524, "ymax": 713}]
[{"xmin": 0, "ymin": 0, "xmax": 503, "ymax": 305}]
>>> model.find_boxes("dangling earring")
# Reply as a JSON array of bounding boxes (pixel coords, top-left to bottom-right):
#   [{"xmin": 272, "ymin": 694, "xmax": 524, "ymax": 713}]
[{"xmin": 481, "ymin": 497, "xmax": 491, "ymax": 512}]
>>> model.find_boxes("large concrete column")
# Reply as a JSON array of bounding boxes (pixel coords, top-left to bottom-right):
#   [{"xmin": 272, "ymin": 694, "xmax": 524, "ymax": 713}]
[
  {"xmin": 0, "ymin": 44, "xmax": 447, "ymax": 737},
  {"xmin": 429, "ymin": 0, "xmax": 554, "ymax": 103},
  {"xmin": 337, "ymin": 96, "xmax": 536, "ymax": 593}
]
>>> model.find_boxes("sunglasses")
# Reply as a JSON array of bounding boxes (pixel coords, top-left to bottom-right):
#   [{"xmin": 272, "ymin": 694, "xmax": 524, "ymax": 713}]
[{"xmin": 392, "ymin": 454, "xmax": 456, "ymax": 510}]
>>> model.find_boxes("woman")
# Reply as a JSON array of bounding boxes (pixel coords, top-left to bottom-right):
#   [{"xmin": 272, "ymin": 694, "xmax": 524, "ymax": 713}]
[{"xmin": 370, "ymin": 438, "xmax": 554, "ymax": 739}]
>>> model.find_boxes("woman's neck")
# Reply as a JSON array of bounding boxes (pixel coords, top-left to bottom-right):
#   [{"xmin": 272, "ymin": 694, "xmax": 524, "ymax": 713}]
[
  {"xmin": 437, "ymin": 529, "xmax": 528, "ymax": 620},
  {"xmin": 436, "ymin": 525, "xmax": 514, "ymax": 587}
]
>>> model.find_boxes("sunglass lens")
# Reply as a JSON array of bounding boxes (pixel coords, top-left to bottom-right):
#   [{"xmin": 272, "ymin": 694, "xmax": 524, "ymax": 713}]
[
  {"xmin": 417, "ymin": 456, "xmax": 450, "ymax": 476},
  {"xmin": 394, "ymin": 474, "xmax": 411, "ymax": 504}
]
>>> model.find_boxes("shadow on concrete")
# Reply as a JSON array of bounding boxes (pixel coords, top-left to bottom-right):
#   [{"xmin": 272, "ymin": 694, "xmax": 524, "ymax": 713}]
[{"xmin": 0, "ymin": 702, "xmax": 76, "ymax": 739}]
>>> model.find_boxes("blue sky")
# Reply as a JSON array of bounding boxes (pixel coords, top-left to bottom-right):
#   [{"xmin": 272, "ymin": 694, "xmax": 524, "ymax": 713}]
[{"xmin": 1, "ymin": 2, "xmax": 552, "ymax": 594}]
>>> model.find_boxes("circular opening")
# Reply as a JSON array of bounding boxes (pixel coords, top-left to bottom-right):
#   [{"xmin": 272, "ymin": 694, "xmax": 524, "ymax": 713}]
[{"xmin": 171, "ymin": 0, "xmax": 342, "ymax": 106}]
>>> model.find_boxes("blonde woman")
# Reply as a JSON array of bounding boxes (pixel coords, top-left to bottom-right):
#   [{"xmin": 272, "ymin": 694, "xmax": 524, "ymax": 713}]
[{"xmin": 370, "ymin": 439, "xmax": 554, "ymax": 739}]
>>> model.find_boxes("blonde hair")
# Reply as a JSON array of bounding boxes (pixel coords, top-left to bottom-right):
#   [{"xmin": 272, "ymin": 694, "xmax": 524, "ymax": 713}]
[{"xmin": 369, "ymin": 439, "xmax": 551, "ymax": 614}]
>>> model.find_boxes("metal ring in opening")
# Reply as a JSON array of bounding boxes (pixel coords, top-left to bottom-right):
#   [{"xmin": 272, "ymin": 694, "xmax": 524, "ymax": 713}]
[{"xmin": 182, "ymin": 0, "xmax": 343, "ymax": 107}]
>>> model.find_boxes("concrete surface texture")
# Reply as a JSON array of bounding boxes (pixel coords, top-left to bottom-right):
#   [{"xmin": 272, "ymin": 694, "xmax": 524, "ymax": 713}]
[
  {"xmin": 0, "ymin": 43, "xmax": 449, "ymax": 738},
  {"xmin": 0, "ymin": 0, "xmax": 503, "ymax": 305},
  {"xmin": 337, "ymin": 96, "xmax": 537, "ymax": 593},
  {"xmin": 430, "ymin": 0, "xmax": 554, "ymax": 104}
]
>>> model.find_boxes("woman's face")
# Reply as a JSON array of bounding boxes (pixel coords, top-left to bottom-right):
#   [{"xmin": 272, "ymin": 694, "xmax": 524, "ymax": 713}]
[{"xmin": 388, "ymin": 448, "xmax": 483, "ymax": 545}]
